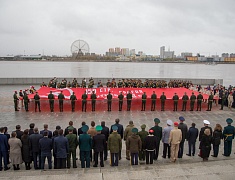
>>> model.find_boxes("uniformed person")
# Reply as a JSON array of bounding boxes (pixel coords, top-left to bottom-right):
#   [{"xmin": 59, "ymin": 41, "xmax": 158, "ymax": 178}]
[
  {"xmin": 70, "ymin": 92, "xmax": 77, "ymax": 112},
  {"xmin": 23, "ymin": 91, "xmax": 29, "ymax": 112},
  {"xmin": 118, "ymin": 92, "xmax": 124, "ymax": 111},
  {"xmin": 19, "ymin": 90, "xmax": 24, "ymax": 107},
  {"xmin": 196, "ymin": 92, "xmax": 203, "ymax": 111},
  {"xmin": 138, "ymin": 124, "xmax": 148, "ymax": 161},
  {"xmin": 182, "ymin": 92, "xmax": 189, "ymax": 111},
  {"xmin": 150, "ymin": 118, "xmax": 162, "ymax": 160},
  {"xmin": 223, "ymin": 118, "xmax": 235, "ymax": 157},
  {"xmin": 160, "ymin": 92, "xmax": 166, "ymax": 111},
  {"xmin": 126, "ymin": 90, "xmax": 132, "ymax": 111},
  {"xmin": 220, "ymin": 92, "xmax": 226, "ymax": 110},
  {"xmin": 48, "ymin": 91, "xmax": 55, "ymax": 112},
  {"xmin": 34, "ymin": 91, "xmax": 41, "ymax": 112},
  {"xmin": 90, "ymin": 91, "xmax": 97, "ymax": 111},
  {"xmin": 151, "ymin": 91, "xmax": 157, "ymax": 111},
  {"xmin": 172, "ymin": 93, "xmax": 179, "ymax": 111},
  {"xmin": 58, "ymin": 91, "xmax": 65, "ymax": 112},
  {"xmin": 82, "ymin": 91, "xmax": 87, "ymax": 112},
  {"xmin": 66, "ymin": 127, "xmax": 78, "ymax": 168},
  {"xmin": 107, "ymin": 91, "xmax": 112, "ymax": 111},
  {"xmin": 141, "ymin": 92, "xmax": 147, "ymax": 111},
  {"xmin": 206, "ymin": 92, "xmax": 214, "ymax": 111},
  {"xmin": 190, "ymin": 92, "xmax": 196, "ymax": 111},
  {"xmin": 13, "ymin": 91, "xmax": 19, "ymax": 111}
]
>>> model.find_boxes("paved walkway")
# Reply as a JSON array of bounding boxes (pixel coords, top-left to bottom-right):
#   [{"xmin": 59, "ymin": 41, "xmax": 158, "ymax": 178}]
[{"xmin": 1, "ymin": 85, "xmax": 235, "ymax": 179}]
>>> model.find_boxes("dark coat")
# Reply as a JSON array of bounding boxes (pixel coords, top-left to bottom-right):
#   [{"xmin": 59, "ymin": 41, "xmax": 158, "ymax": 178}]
[
  {"xmin": 144, "ymin": 135, "xmax": 158, "ymax": 151},
  {"xmin": 200, "ymin": 135, "xmax": 212, "ymax": 158},
  {"xmin": 66, "ymin": 134, "xmax": 78, "ymax": 150},
  {"xmin": 199, "ymin": 126, "xmax": 213, "ymax": 141},
  {"xmin": 212, "ymin": 130, "xmax": 223, "ymax": 146},
  {"xmin": 40, "ymin": 130, "xmax": 52, "ymax": 139},
  {"xmin": 178, "ymin": 123, "xmax": 188, "ymax": 142},
  {"xmin": 54, "ymin": 135, "xmax": 69, "ymax": 158},
  {"xmin": 150, "ymin": 125, "xmax": 162, "ymax": 142},
  {"xmin": 39, "ymin": 137, "xmax": 53, "ymax": 156},
  {"xmin": 0, "ymin": 134, "xmax": 8, "ymax": 152},
  {"xmin": 93, "ymin": 133, "xmax": 106, "ymax": 152},
  {"xmin": 187, "ymin": 127, "xmax": 199, "ymax": 143},
  {"xmin": 28, "ymin": 128, "xmax": 34, "ymax": 136},
  {"xmin": 21, "ymin": 135, "xmax": 31, "ymax": 162},
  {"xmin": 29, "ymin": 133, "xmax": 43, "ymax": 153},
  {"xmin": 110, "ymin": 123, "xmax": 124, "ymax": 139},
  {"xmin": 79, "ymin": 133, "xmax": 92, "ymax": 151},
  {"xmin": 77, "ymin": 127, "xmax": 83, "ymax": 136},
  {"xmin": 101, "ymin": 126, "xmax": 110, "ymax": 141},
  {"xmin": 16, "ymin": 130, "xmax": 24, "ymax": 139},
  {"xmin": 64, "ymin": 126, "xmax": 77, "ymax": 136},
  {"xmin": 126, "ymin": 134, "xmax": 142, "ymax": 153}
]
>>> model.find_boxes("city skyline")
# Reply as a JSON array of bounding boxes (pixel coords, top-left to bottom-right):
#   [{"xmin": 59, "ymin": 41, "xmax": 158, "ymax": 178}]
[{"xmin": 0, "ymin": 0, "xmax": 234, "ymax": 56}]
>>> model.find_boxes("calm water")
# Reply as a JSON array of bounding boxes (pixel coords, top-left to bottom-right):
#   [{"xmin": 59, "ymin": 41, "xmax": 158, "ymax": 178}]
[{"xmin": 0, "ymin": 61, "xmax": 233, "ymax": 86}]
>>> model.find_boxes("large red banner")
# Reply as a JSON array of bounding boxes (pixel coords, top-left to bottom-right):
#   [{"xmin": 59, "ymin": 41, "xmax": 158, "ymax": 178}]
[{"xmin": 28, "ymin": 87, "xmax": 210, "ymax": 100}]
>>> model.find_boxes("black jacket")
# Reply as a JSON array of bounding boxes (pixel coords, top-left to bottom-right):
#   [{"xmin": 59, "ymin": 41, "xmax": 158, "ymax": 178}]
[
  {"xmin": 16, "ymin": 130, "xmax": 24, "ymax": 139},
  {"xmin": 199, "ymin": 126, "xmax": 213, "ymax": 141},
  {"xmin": 64, "ymin": 126, "xmax": 77, "ymax": 136},
  {"xmin": 93, "ymin": 133, "xmax": 106, "ymax": 152},
  {"xmin": 187, "ymin": 127, "xmax": 199, "ymax": 143},
  {"xmin": 144, "ymin": 135, "xmax": 158, "ymax": 151},
  {"xmin": 178, "ymin": 123, "xmax": 188, "ymax": 142},
  {"xmin": 29, "ymin": 133, "xmax": 43, "ymax": 153},
  {"xmin": 78, "ymin": 127, "xmax": 83, "ymax": 136},
  {"xmin": 110, "ymin": 123, "xmax": 124, "ymax": 139},
  {"xmin": 101, "ymin": 126, "xmax": 109, "ymax": 141},
  {"xmin": 212, "ymin": 130, "xmax": 223, "ymax": 146}
]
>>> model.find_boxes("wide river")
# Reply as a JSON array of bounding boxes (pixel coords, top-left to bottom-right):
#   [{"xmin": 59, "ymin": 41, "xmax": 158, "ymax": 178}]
[{"xmin": 0, "ymin": 61, "xmax": 233, "ymax": 87}]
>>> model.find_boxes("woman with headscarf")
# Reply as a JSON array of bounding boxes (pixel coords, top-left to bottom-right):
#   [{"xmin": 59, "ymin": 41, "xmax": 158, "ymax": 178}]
[
  {"xmin": 21, "ymin": 129, "xmax": 31, "ymax": 170},
  {"xmin": 200, "ymin": 129, "xmax": 212, "ymax": 161},
  {"xmin": 8, "ymin": 131, "xmax": 23, "ymax": 170},
  {"xmin": 211, "ymin": 124, "xmax": 223, "ymax": 157}
]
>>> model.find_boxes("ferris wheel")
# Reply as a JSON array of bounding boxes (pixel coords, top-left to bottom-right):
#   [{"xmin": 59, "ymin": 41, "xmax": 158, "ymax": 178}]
[{"xmin": 71, "ymin": 40, "xmax": 90, "ymax": 56}]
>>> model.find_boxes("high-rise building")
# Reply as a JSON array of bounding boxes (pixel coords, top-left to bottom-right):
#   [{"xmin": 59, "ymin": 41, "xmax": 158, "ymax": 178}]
[
  {"xmin": 121, "ymin": 48, "xmax": 130, "ymax": 56},
  {"xmin": 230, "ymin": 53, "xmax": 235, "ymax": 57},
  {"xmin": 222, "ymin": 53, "xmax": 229, "ymax": 57},
  {"xmin": 160, "ymin": 46, "xmax": 165, "ymax": 58},
  {"xmin": 115, "ymin": 47, "xmax": 121, "ymax": 55},
  {"xmin": 109, "ymin": 48, "xmax": 114, "ymax": 53},
  {"xmin": 181, "ymin": 52, "xmax": 192, "ymax": 58}
]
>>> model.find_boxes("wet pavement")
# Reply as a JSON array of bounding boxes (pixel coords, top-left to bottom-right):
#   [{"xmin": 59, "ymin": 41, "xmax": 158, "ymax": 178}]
[{"xmin": 1, "ymin": 85, "xmax": 235, "ymax": 179}]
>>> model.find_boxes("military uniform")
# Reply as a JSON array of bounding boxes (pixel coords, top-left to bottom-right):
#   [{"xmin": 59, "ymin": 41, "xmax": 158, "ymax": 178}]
[
  {"xmin": 13, "ymin": 91, "xmax": 19, "ymax": 111},
  {"xmin": 141, "ymin": 93, "xmax": 147, "ymax": 111},
  {"xmin": 182, "ymin": 94, "xmax": 189, "ymax": 111},
  {"xmin": 91, "ymin": 92, "xmax": 97, "ymax": 111},
  {"xmin": 173, "ymin": 94, "xmax": 179, "ymax": 111},
  {"xmin": 48, "ymin": 92, "xmax": 55, "ymax": 112},
  {"xmin": 82, "ymin": 93, "xmax": 87, "ymax": 112},
  {"xmin": 66, "ymin": 128, "xmax": 79, "ymax": 168},
  {"xmin": 126, "ymin": 92, "xmax": 132, "ymax": 111},
  {"xmin": 23, "ymin": 92, "xmax": 29, "ymax": 111},
  {"xmin": 190, "ymin": 93, "xmax": 196, "ymax": 111},
  {"xmin": 137, "ymin": 125, "xmax": 148, "ymax": 161},
  {"xmin": 160, "ymin": 94, "xmax": 166, "ymax": 111},
  {"xmin": 58, "ymin": 92, "xmax": 65, "ymax": 112},
  {"xmin": 151, "ymin": 92, "xmax": 157, "ymax": 111},
  {"xmin": 70, "ymin": 93, "xmax": 77, "ymax": 112},
  {"xmin": 150, "ymin": 118, "xmax": 162, "ymax": 160},
  {"xmin": 34, "ymin": 93, "xmax": 41, "ymax": 112},
  {"xmin": 207, "ymin": 93, "xmax": 214, "ymax": 111},
  {"xmin": 220, "ymin": 93, "xmax": 226, "ymax": 110},
  {"xmin": 223, "ymin": 118, "xmax": 235, "ymax": 156},
  {"xmin": 197, "ymin": 93, "xmax": 203, "ymax": 111},
  {"xmin": 107, "ymin": 93, "xmax": 112, "ymax": 111},
  {"xmin": 118, "ymin": 93, "xmax": 124, "ymax": 111}
]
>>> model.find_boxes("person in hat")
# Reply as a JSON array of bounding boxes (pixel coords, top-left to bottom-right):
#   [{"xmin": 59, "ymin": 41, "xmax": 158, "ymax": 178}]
[
  {"xmin": 181, "ymin": 92, "xmax": 189, "ymax": 111},
  {"xmin": 79, "ymin": 125, "xmax": 92, "ymax": 168},
  {"xmin": 92, "ymin": 125, "xmax": 105, "ymax": 167},
  {"xmin": 169, "ymin": 122, "xmax": 182, "ymax": 163},
  {"xmin": 48, "ymin": 91, "xmax": 55, "ymax": 112},
  {"xmin": 108, "ymin": 126, "xmax": 122, "ymax": 166},
  {"xmin": 124, "ymin": 121, "xmax": 135, "ymax": 160},
  {"xmin": 81, "ymin": 91, "xmax": 88, "ymax": 112},
  {"xmin": 144, "ymin": 129, "xmax": 157, "ymax": 164},
  {"xmin": 13, "ymin": 91, "xmax": 19, "ymax": 111},
  {"xmin": 23, "ymin": 91, "xmax": 29, "ymax": 112},
  {"xmin": 110, "ymin": 118, "xmax": 124, "ymax": 159},
  {"xmin": 186, "ymin": 123, "xmax": 198, "ymax": 156},
  {"xmin": 34, "ymin": 92, "xmax": 41, "ymax": 112},
  {"xmin": 196, "ymin": 92, "xmax": 204, "ymax": 111},
  {"xmin": 227, "ymin": 92, "xmax": 233, "ymax": 110},
  {"xmin": 150, "ymin": 118, "xmax": 162, "ymax": 160},
  {"xmin": 162, "ymin": 120, "xmax": 173, "ymax": 159},
  {"xmin": 220, "ymin": 92, "xmax": 226, "ymax": 110},
  {"xmin": 58, "ymin": 91, "xmax": 65, "ymax": 112},
  {"xmin": 178, "ymin": 116, "xmax": 188, "ymax": 158},
  {"xmin": 190, "ymin": 92, "xmax": 196, "ymax": 111},
  {"xmin": 126, "ymin": 90, "xmax": 132, "ymax": 111},
  {"xmin": 206, "ymin": 92, "xmax": 214, "ymax": 111},
  {"xmin": 118, "ymin": 92, "xmax": 124, "ymax": 111},
  {"xmin": 64, "ymin": 121, "xmax": 77, "ymax": 136},
  {"xmin": 65, "ymin": 127, "xmax": 78, "ymax": 168},
  {"xmin": 141, "ymin": 92, "xmax": 147, "ymax": 111},
  {"xmin": 126, "ymin": 128, "xmax": 142, "ymax": 165},
  {"xmin": 70, "ymin": 92, "xmax": 77, "ymax": 112},
  {"xmin": 200, "ymin": 129, "xmax": 212, "ymax": 161},
  {"xmin": 223, "ymin": 118, "xmax": 235, "ymax": 156},
  {"xmin": 151, "ymin": 91, "xmax": 157, "ymax": 111},
  {"xmin": 172, "ymin": 92, "xmax": 179, "ymax": 111},
  {"xmin": 138, "ymin": 124, "xmax": 148, "ymax": 161},
  {"xmin": 160, "ymin": 92, "xmax": 166, "ymax": 111},
  {"xmin": 90, "ymin": 90, "xmax": 97, "ymax": 112},
  {"xmin": 107, "ymin": 91, "xmax": 113, "ymax": 111}
]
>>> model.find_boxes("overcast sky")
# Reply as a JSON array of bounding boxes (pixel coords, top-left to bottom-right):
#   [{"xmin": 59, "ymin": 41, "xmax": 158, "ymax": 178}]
[{"xmin": 0, "ymin": 0, "xmax": 234, "ymax": 56}]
